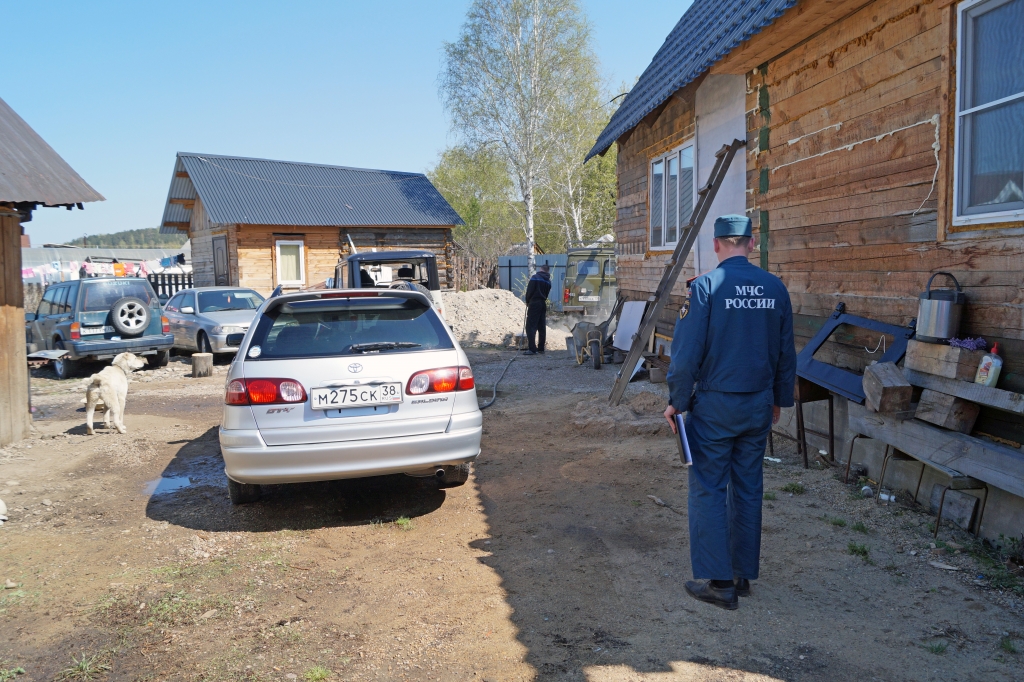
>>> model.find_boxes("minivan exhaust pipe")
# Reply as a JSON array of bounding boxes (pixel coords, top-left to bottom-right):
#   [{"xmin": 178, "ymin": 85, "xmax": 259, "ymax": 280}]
[{"xmin": 435, "ymin": 468, "xmax": 446, "ymax": 479}]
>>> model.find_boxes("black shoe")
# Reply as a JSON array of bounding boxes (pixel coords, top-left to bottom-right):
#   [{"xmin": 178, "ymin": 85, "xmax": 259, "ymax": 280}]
[
  {"xmin": 734, "ymin": 578, "xmax": 751, "ymax": 597},
  {"xmin": 538, "ymin": 349, "xmax": 545, "ymax": 354},
  {"xmin": 522, "ymin": 350, "xmax": 538, "ymax": 355},
  {"xmin": 685, "ymin": 580, "xmax": 738, "ymax": 610}
]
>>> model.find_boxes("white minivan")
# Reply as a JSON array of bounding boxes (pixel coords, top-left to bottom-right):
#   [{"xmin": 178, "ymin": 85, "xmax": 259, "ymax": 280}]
[{"xmin": 218, "ymin": 289, "xmax": 482, "ymax": 504}]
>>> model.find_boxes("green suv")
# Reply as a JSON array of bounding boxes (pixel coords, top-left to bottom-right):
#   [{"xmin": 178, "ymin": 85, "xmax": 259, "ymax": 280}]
[{"xmin": 26, "ymin": 277, "xmax": 174, "ymax": 379}]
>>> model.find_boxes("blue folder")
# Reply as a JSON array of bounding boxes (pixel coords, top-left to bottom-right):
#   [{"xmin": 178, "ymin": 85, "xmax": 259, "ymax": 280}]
[{"xmin": 674, "ymin": 413, "xmax": 693, "ymax": 466}]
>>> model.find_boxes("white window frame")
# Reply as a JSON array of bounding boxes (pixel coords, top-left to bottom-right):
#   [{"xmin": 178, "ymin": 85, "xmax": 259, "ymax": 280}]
[
  {"xmin": 275, "ymin": 239, "xmax": 305, "ymax": 287},
  {"xmin": 649, "ymin": 141, "xmax": 696, "ymax": 250},
  {"xmin": 952, "ymin": 0, "xmax": 1024, "ymax": 227}
]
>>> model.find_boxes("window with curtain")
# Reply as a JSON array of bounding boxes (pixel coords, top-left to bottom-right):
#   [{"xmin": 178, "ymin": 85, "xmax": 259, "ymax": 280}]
[
  {"xmin": 650, "ymin": 142, "xmax": 695, "ymax": 248},
  {"xmin": 955, "ymin": 0, "xmax": 1024, "ymax": 224},
  {"xmin": 276, "ymin": 240, "xmax": 305, "ymax": 285}
]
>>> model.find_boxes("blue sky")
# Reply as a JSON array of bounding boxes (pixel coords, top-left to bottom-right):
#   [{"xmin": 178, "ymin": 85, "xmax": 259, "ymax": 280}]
[{"xmin": 4, "ymin": 0, "xmax": 689, "ymax": 244}]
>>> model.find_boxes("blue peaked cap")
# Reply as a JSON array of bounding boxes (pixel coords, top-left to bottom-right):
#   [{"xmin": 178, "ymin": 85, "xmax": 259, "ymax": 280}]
[{"xmin": 714, "ymin": 214, "xmax": 752, "ymax": 238}]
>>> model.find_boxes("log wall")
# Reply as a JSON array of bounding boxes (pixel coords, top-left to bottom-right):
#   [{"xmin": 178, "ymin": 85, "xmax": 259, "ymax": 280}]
[
  {"xmin": 231, "ymin": 225, "xmax": 454, "ymax": 296},
  {"xmin": 743, "ymin": 0, "xmax": 1024, "ymax": 403},
  {"xmin": 0, "ymin": 209, "xmax": 31, "ymax": 446},
  {"xmin": 612, "ymin": 78, "xmax": 704, "ymax": 339},
  {"xmin": 611, "ymin": 0, "xmax": 1024, "ymax": 391}
]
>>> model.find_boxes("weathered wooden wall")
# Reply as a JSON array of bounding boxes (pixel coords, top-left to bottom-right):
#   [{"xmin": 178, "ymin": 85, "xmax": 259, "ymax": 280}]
[
  {"xmin": 0, "ymin": 209, "xmax": 31, "ymax": 446},
  {"xmin": 745, "ymin": 0, "xmax": 1024, "ymax": 404},
  {"xmin": 187, "ymin": 196, "xmax": 220, "ymax": 287},
  {"xmin": 612, "ymin": 77, "xmax": 704, "ymax": 339}
]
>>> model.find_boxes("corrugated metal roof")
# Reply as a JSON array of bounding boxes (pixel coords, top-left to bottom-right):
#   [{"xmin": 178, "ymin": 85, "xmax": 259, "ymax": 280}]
[
  {"xmin": 0, "ymin": 96, "xmax": 105, "ymax": 205},
  {"xmin": 586, "ymin": 0, "xmax": 796, "ymax": 160},
  {"xmin": 160, "ymin": 153, "xmax": 464, "ymax": 232}
]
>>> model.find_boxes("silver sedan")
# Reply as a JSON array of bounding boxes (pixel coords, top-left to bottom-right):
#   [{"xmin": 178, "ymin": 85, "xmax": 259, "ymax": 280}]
[{"xmin": 163, "ymin": 287, "xmax": 265, "ymax": 354}]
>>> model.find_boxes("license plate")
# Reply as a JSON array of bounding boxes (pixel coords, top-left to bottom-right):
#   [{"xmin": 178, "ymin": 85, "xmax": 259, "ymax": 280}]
[
  {"xmin": 578, "ymin": 296, "xmax": 601, "ymax": 302},
  {"xmin": 310, "ymin": 384, "xmax": 403, "ymax": 409},
  {"xmin": 81, "ymin": 326, "xmax": 114, "ymax": 335}
]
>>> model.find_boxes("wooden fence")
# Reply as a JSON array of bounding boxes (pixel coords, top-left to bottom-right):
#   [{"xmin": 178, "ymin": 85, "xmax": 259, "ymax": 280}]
[
  {"xmin": 148, "ymin": 272, "xmax": 194, "ymax": 302},
  {"xmin": 450, "ymin": 254, "xmax": 497, "ymax": 291}
]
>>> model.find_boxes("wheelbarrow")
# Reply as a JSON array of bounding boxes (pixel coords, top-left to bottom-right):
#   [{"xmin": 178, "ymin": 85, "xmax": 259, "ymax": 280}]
[{"xmin": 571, "ymin": 321, "xmax": 606, "ymax": 369}]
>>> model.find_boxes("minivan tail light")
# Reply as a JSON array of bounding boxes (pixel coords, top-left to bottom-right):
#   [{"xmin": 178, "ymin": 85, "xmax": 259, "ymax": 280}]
[
  {"xmin": 563, "ymin": 288, "xmax": 570, "ymax": 303},
  {"xmin": 407, "ymin": 366, "xmax": 474, "ymax": 395},
  {"xmin": 70, "ymin": 322, "xmax": 81, "ymax": 340},
  {"xmin": 224, "ymin": 378, "xmax": 307, "ymax": 405},
  {"xmin": 226, "ymin": 379, "xmax": 248, "ymax": 405},
  {"xmin": 161, "ymin": 316, "xmax": 170, "ymax": 333}
]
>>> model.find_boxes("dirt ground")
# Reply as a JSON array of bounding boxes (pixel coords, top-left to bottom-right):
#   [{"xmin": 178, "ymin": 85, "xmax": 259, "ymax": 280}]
[{"xmin": 1, "ymin": 350, "xmax": 1022, "ymax": 681}]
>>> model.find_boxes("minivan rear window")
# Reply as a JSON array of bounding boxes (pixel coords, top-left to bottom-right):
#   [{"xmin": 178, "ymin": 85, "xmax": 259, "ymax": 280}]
[
  {"xmin": 247, "ymin": 297, "xmax": 453, "ymax": 360},
  {"xmin": 81, "ymin": 279, "xmax": 156, "ymax": 311},
  {"xmin": 575, "ymin": 260, "xmax": 600, "ymax": 277}
]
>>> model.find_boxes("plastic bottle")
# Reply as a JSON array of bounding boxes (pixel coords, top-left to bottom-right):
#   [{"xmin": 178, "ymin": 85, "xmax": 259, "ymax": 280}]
[{"xmin": 974, "ymin": 343, "xmax": 1003, "ymax": 387}]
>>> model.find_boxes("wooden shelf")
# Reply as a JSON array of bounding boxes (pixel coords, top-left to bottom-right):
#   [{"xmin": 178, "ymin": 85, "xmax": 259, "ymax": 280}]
[
  {"xmin": 903, "ymin": 369, "xmax": 1024, "ymax": 416},
  {"xmin": 849, "ymin": 402, "xmax": 1024, "ymax": 498}
]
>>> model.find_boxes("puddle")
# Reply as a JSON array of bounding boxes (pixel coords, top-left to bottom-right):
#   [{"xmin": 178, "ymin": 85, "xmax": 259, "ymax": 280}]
[{"xmin": 144, "ymin": 476, "xmax": 193, "ymax": 495}]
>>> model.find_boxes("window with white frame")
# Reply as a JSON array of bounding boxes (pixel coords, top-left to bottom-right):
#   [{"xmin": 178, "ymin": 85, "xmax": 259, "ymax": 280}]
[
  {"xmin": 650, "ymin": 143, "xmax": 695, "ymax": 248},
  {"xmin": 275, "ymin": 239, "xmax": 305, "ymax": 287},
  {"xmin": 954, "ymin": 0, "xmax": 1024, "ymax": 226}
]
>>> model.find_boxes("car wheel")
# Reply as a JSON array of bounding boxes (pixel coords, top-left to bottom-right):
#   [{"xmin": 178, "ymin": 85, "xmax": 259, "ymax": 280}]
[
  {"xmin": 590, "ymin": 340, "xmax": 602, "ymax": 370},
  {"xmin": 147, "ymin": 350, "xmax": 170, "ymax": 368},
  {"xmin": 53, "ymin": 339, "xmax": 78, "ymax": 380},
  {"xmin": 110, "ymin": 296, "xmax": 150, "ymax": 337},
  {"xmin": 227, "ymin": 478, "xmax": 261, "ymax": 504},
  {"xmin": 438, "ymin": 462, "xmax": 472, "ymax": 488},
  {"xmin": 197, "ymin": 332, "xmax": 213, "ymax": 354}
]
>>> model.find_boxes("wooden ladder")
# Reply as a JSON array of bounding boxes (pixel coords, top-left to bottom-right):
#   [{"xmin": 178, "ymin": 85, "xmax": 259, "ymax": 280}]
[{"xmin": 608, "ymin": 138, "xmax": 747, "ymax": 406}]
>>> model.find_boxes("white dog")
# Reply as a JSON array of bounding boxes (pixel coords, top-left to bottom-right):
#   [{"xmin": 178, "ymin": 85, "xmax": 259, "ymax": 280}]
[{"xmin": 85, "ymin": 352, "xmax": 146, "ymax": 434}]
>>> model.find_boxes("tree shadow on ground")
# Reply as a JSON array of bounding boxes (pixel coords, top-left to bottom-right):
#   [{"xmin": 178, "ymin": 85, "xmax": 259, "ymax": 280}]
[{"xmin": 144, "ymin": 426, "xmax": 445, "ymax": 533}]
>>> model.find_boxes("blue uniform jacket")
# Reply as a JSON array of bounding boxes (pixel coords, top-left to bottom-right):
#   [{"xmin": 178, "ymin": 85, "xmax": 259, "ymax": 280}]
[{"xmin": 667, "ymin": 256, "xmax": 796, "ymax": 413}]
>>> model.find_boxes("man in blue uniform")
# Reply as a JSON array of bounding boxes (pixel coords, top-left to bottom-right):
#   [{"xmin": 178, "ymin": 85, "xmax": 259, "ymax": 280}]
[
  {"xmin": 664, "ymin": 214, "xmax": 796, "ymax": 610},
  {"xmin": 523, "ymin": 264, "xmax": 552, "ymax": 355}
]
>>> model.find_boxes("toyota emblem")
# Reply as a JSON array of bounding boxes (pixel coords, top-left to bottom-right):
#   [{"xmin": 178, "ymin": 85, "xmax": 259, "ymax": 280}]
[{"xmin": 348, "ymin": 363, "xmax": 363, "ymax": 373}]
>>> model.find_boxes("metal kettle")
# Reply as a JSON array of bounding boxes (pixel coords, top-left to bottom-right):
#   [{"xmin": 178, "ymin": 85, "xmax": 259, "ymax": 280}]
[{"xmin": 916, "ymin": 272, "xmax": 965, "ymax": 342}]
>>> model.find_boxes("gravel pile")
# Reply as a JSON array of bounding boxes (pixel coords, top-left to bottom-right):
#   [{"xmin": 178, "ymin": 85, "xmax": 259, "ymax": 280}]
[{"xmin": 442, "ymin": 289, "xmax": 562, "ymax": 348}]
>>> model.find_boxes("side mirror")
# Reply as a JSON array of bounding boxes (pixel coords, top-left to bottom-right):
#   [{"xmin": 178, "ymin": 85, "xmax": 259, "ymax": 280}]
[{"xmin": 180, "ymin": 306, "xmax": 195, "ymax": 315}]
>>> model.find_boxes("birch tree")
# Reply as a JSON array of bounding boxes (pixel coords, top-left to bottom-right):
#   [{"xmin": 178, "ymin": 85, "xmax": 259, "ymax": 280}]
[
  {"xmin": 544, "ymin": 85, "xmax": 617, "ymax": 248},
  {"xmin": 440, "ymin": 0, "xmax": 592, "ymax": 273}
]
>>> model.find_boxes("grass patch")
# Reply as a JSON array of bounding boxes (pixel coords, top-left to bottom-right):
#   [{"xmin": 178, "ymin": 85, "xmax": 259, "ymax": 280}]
[
  {"xmin": 781, "ymin": 482, "xmax": 806, "ymax": 494},
  {"xmin": 763, "ymin": 492, "xmax": 776, "ymax": 501},
  {"xmin": 852, "ymin": 521, "xmax": 869, "ymax": 534},
  {"xmin": 966, "ymin": 536, "xmax": 1024, "ymax": 597},
  {"xmin": 58, "ymin": 653, "xmax": 111, "ymax": 681},
  {"xmin": 149, "ymin": 590, "xmax": 230, "ymax": 626},
  {"xmin": 1000, "ymin": 637, "xmax": 1018, "ymax": 654},
  {"xmin": 927, "ymin": 641, "xmax": 948, "ymax": 655},
  {"xmin": 304, "ymin": 666, "xmax": 332, "ymax": 681},
  {"xmin": 0, "ymin": 664, "xmax": 25, "ymax": 681},
  {"xmin": 394, "ymin": 517, "xmax": 414, "ymax": 531},
  {"xmin": 848, "ymin": 542, "xmax": 870, "ymax": 562},
  {"xmin": 828, "ymin": 517, "xmax": 846, "ymax": 527}
]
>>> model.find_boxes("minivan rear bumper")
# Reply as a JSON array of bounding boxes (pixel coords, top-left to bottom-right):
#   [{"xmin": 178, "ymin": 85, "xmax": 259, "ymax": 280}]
[{"xmin": 219, "ymin": 420, "xmax": 482, "ymax": 484}]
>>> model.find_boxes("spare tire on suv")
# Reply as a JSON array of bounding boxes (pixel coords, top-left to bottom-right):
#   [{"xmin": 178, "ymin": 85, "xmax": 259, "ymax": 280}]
[{"xmin": 110, "ymin": 296, "xmax": 150, "ymax": 336}]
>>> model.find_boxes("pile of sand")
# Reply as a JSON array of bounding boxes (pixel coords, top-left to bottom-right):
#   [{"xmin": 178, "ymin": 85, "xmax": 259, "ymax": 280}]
[
  {"xmin": 441, "ymin": 289, "xmax": 562, "ymax": 348},
  {"xmin": 568, "ymin": 391, "xmax": 669, "ymax": 437}
]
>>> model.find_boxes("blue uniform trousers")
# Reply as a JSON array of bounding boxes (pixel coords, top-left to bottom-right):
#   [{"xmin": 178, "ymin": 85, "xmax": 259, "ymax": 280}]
[{"xmin": 685, "ymin": 387, "xmax": 774, "ymax": 580}]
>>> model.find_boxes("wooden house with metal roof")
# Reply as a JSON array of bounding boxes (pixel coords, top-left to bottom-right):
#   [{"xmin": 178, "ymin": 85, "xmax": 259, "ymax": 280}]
[
  {"xmin": 592, "ymin": 0, "xmax": 1024, "ymax": 540},
  {"xmin": 159, "ymin": 153, "xmax": 465, "ymax": 294},
  {"xmin": 0, "ymin": 95, "xmax": 103, "ymax": 446}
]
